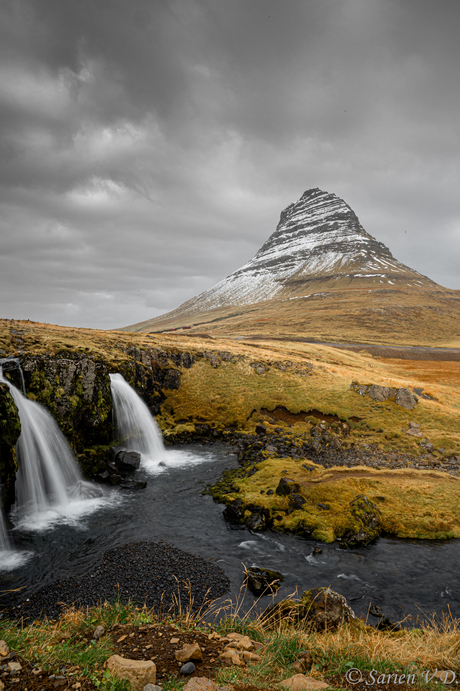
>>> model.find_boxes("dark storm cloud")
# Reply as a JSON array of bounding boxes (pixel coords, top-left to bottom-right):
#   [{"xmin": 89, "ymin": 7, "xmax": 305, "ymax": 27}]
[{"xmin": 0, "ymin": 0, "xmax": 459, "ymax": 328}]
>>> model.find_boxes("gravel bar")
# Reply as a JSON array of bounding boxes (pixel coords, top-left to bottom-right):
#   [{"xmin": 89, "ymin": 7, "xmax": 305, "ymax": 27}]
[{"xmin": 4, "ymin": 541, "xmax": 231, "ymax": 621}]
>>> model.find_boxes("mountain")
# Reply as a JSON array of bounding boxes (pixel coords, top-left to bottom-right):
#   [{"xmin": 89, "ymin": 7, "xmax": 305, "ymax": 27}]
[{"xmin": 123, "ymin": 188, "xmax": 460, "ymax": 347}]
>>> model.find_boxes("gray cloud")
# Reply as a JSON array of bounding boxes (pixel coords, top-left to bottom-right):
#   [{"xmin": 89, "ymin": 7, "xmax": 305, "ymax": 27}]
[{"xmin": 0, "ymin": 0, "xmax": 459, "ymax": 329}]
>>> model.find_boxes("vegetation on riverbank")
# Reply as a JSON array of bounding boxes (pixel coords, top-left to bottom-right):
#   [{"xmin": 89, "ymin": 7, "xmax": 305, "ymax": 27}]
[
  {"xmin": 208, "ymin": 457, "xmax": 460, "ymax": 542},
  {"xmin": 1, "ymin": 595, "xmax": 459, "ymax": 691}
]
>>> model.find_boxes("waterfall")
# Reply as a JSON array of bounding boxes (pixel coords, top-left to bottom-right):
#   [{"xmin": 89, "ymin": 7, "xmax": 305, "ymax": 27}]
[
  {"xmin": 109, "ymin": 374, "xmax": 165, "ymax": 470},
  {"xmin": 0, "ymin": 367, "xmax": 106, "ymax": 531},
  {"xmin": 0, "ymin": 478, "xmax": 11, "ymax": 552}
]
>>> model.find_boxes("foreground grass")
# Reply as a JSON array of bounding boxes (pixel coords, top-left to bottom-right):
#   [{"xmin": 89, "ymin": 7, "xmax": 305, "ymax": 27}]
[{"xmin": 1, "ymin": 598, "xmax": 460, "ymax": 690}]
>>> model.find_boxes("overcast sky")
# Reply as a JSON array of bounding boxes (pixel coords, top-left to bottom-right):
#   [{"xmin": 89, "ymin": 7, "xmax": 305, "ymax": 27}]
[{"xmin": 1, "ymin": 0, "xmax": 459, "ymax": 330}]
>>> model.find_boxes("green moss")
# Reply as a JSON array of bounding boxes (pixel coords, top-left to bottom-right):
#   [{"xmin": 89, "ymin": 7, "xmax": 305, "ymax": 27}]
[{"xmin": 209, "ymin": 456, "xmax": 460, "ymax": 543}]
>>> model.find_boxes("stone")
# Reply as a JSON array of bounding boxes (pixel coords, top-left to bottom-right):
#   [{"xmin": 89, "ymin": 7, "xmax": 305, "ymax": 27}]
[
  {"xmin": 7, "ymin": 661, "xmax": 21, "ymax": 671},
  {"xmin": 0, "ymin": 680, "xmax": 4, "ymax": 690},
  {"xmin": 279, "ymin": 674, "xmax": 329, "ymax": 690},
  {"xmin": 299, "ymin": 587, "xmax": 356, "ymax": 630},
  {"xmin": 246, "ymin": 512, "xmax": 267, "ymax": 531},
  {"xmin": 406, "ymin": 428, "xmax": 422, "ymax": 437},
  {"xmin": 93, "ymin": 625, "xmax": 105, "ymax": 640},
  {"xmin": 342, "ymin": 495, "xmax": 381, "ymax": 546},
  {"xmin": 180, "ymin": 662, "xmax": 196, "ymax": 675},
  {"xmin": 369, "ymin": 604, "xmax": 384, "ymax": 618},
  {"xmin": 219, "ymin": 650, "xmax": 243, "ymax": 665},
  {"xmin": 114, "ymin": 450, "xmax": 141, "ymax": 473},
  {"xmin": 143, "ymin": 685, "xmax": 163, "ymax": 691},
  {"xmin": 106, "ymin": 655, "xmax": 156, "ymax": 691},
  {"xmin": 289, "ymin": 493, "xmax": 306, "ymax": 511},
  {"xmin": 222, "ymin": 499, "xmax": 245, "ymax": 524},
  {"xmin": 0, "ymin": 640, "xmax": 9, "ymax": 657},
  {"xmin": 226, "ymin": 632, "xmax": 254, "ymax": 650},
  {"xmin": 395, "ymin": 388, "xmax": 418, "ymax": 410},
  {"xmin": 255, "ymin": 424, "xmax": 267, "ymax": 435},
  {"xmin": 368, "ymin": 385, "xmax": 390, "ymax": 402},
  {"xmin": 184, "ymin": 678, "xmax": 218, "ymax": 691},
  {"xmin": 175, "ymin": 642, "xmax": 203, "ymax": 662},
  {"xmin": 241, "ymin": 651, "xmax": 262, "ymax": 662},
  {"xmin": 276, "ymin": 477, "xmax": 301, "ymax": 496},
  {"xmin": 245, "ymin": 566, "xmax": 284, "ymax": 596}
]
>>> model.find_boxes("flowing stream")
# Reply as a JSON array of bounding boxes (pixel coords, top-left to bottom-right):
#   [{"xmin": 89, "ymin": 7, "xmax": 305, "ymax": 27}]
[
  {"xmin": 1, "ymin": 369, "xmax": 459, "ymax": 625},
  {"xmin": 1, "ymin": 443, "xmax": 459, "ymax": 625}
]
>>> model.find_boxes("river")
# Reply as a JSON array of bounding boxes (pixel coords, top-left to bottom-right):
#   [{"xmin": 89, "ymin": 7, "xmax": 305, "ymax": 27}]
[{"xmin": 1, "ymin": 443, "xmax": 458, "ymax": 626}]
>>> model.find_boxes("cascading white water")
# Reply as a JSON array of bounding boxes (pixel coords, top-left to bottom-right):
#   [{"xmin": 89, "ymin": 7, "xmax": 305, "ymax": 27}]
[
  {"xmin": 109, "ymin": 373, "xmax": 165, "ymax": 471},
  {"xmin": 0, "ymin": 368, "xmax": 107, "ymax": 531},
  {"xmin": 0, "ymin": 479, "xmax": 11, "ymax": 552}
]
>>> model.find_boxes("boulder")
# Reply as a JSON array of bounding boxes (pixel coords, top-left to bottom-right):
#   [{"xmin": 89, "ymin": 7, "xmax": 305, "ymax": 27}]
[
  {"xmin": 395, "ymin": 388, "xmax": 418, "ymax": 410},
  {"xmin": 106, "ymin": 655, "xmax": 156, "ymax": 691},
  {"xmin": 276, "ymin": 478, "xmax": 301, "ymax": 496},
  {"xmin": 262, "ymin": 587, "xmax": 356, "ymax": 631},
  {"xmin": 289, "ymin": 494, "xmax": 306, "ymax": 511},
  {"xmin": 245, "ymin": 566, "xmax": 284, "ymax": 596},
  {"xmin": 368, "ymin": 385, "xmax": 390, "ymax": 402},
  {"xmin": 279, "ymin": 675, "xmax": 329, "ymax": 690},
  {"xmin": 222, "ymin": 499, "xmax": 245, "ymax": 524},
  {"xmin": 114, "ymin": 450, "xmax": 141, "ymax": 473},
  {"xmin": 298, "ymin": 587, "xmax": 356, "ymax": 630},
  {"xmin": 341, "ymin": 495, "xmax": 381, "ymax": 546},
  {"xmin": 175, "ymin": 642, "xmax": 202, "ymax": 662},
  {"xmin": 246, "ymin": 512, "xmax": 267, "ymax": 531}
]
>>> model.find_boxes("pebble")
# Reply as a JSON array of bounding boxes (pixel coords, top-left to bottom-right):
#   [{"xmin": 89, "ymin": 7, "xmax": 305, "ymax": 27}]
[
  {"xmin": 181, "ymin": 662, "xmax": 196, "ymax": 675},
  {"xmin": 6, "ymin": 541, "xmax": 230, "ymax": 621}
]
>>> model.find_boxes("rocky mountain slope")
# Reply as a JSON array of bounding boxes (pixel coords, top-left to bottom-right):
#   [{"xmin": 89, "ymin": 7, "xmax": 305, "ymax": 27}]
[
  {"xmin": 124, "ymin": 188, "xmax": 460, "ymax": 347},
  {"xmin": 173, "ymin": 188, "xmax": 437, "ymax": 313}
]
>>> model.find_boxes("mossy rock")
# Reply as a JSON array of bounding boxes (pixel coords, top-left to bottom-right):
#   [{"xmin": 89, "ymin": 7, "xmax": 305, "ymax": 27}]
[
  {"xmin": 262, "ymin": 586, "xmax": 357, "ymax": 631},
  {"xmin": 0, "ymin": 383, "xmax": 21, "ymax": 510},
  {"xmin": 341, "ymin": 494, "xmax": 381, "ymax": 546}
]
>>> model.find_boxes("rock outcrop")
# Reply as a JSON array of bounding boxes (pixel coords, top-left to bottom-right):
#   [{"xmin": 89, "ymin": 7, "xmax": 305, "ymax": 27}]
[
  {"xmin": 0, "ymin": 383, "xmax": 21, "ymax": 510},
  {"xmin": 263, "ymin": 586, "xmax": 356, "ymax": 631},
  {"xmin": 351, "ymin": 382, "xmax": 418, "ymax": 409}
]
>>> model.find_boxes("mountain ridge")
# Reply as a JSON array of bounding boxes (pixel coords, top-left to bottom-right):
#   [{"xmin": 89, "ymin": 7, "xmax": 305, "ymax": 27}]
[{"xmin": 122, "ymin": 188, "xmax": 460, "ymax": 347}]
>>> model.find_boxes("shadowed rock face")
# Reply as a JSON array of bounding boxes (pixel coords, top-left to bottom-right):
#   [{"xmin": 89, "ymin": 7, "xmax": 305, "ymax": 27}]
[
  {"xmin": 0, "ymin": 383, "xmax": 21, "ymax": 510},
  {"xmin": 154, "ymin": 188, "xmax": 436, "ymax": 318}
]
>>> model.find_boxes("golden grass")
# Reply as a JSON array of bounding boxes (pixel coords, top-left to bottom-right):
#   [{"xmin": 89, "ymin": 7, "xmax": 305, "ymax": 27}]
[
  {"xmin": 126, "ymin": 285, "xmax": 460, "ymax": 349},
  {"xmin": 1, "ymin": 319, "xmax": 459, "ymax": 455}
]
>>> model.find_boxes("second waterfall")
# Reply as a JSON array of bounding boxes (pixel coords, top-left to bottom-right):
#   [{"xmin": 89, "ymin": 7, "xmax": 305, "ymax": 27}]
[{"xmin": 109, "ymin": 374, "xmax": 165, "ymax": 470}]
